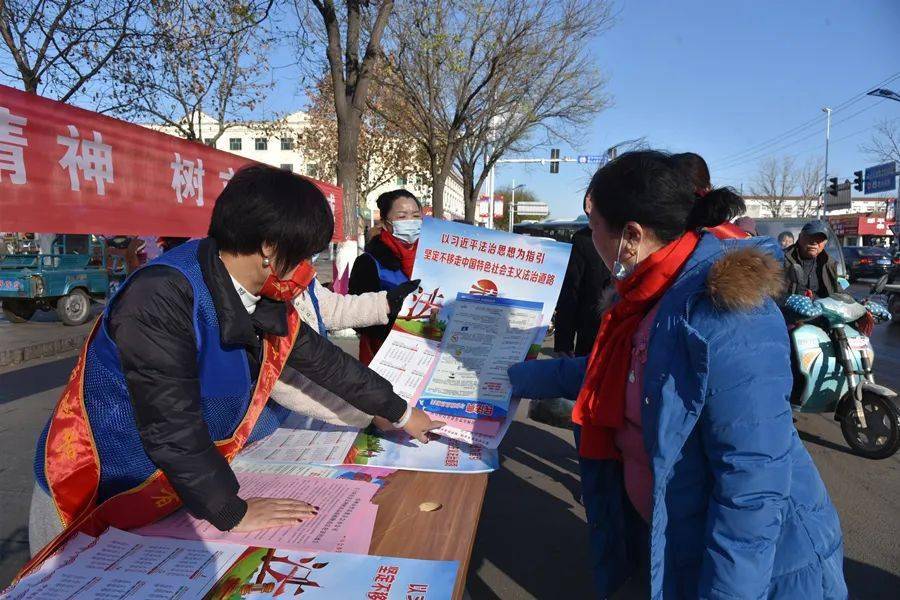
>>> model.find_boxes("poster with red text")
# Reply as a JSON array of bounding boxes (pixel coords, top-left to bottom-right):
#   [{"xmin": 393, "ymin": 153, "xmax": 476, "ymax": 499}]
[
  {"xmin": 368, "ymin": 218, "xmax": 570, "ymax": 443},
  {"xmin": 0, "ymin": 85, "xmax": 344, "ymax": 240}
]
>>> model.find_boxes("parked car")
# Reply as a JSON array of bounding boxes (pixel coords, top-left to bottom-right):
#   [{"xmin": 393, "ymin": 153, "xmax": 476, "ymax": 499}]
[{"xmin": 841, "ymin": 246, "xmax": 893, "ymax": 282}]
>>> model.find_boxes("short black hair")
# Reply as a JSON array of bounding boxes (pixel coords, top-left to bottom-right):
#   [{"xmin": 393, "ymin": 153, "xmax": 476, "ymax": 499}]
[
  {"xmin": 588, "ymin": 150, "xmax": 744, "ymax": 243},
  {"xmin": 376, "ymin": 188, "xmax": 421, "ymax": 220},
  {"xmin": 208, "ymin": 164, "xmax": 333, "ymax": 275}
]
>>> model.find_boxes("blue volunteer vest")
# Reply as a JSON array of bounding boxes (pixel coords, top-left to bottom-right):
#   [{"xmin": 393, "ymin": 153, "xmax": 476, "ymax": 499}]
[
  {"xmin": 369, "ymin": 254, "xmax": 409, "ymax": 291},
  {"xmin": 34, "ymin": 240, "xmax": 289, "ymax": 500},
  {"xmin": 307, "ymin": 279, "xmax": 328, "ymax": 337}
]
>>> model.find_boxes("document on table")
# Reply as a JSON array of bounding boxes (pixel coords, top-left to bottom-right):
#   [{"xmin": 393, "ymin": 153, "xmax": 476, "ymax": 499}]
[
  {"xmin": 136, "ymin": 472, "xmax": 379, "ymax": 554},
  {"xmin": 232, "ymin": 461, "xmax": 396, "ymax": 488},
  {"xmin": 236, "ymin": 413, "xmax": 358, "ymax": 465},
  {"xmin": 2, "ymin": 528, "xmax": 247, "ymax": 600},
  {"xmin": 344, "ymin": 428, "xmax": 499, "ymax": 473},
  {"xmin": 4, "ymin": 528, "xmax": 460, "ymax": 600},
  {"xmin": 2, "ymin": 533, "xmax": 95, "ymax": 600}
]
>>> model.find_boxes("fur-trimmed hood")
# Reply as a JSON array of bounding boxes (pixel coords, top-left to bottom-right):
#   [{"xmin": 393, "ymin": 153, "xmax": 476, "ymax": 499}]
[{"xmin": 706, "ymin": 246, "xmax": 785, "ymax": 311}]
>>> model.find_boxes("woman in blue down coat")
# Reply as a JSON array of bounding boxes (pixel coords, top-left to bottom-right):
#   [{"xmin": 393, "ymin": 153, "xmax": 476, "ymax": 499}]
[{"xmin": 508, "ymin": 151, "xmax": 846, "ymax": 599}]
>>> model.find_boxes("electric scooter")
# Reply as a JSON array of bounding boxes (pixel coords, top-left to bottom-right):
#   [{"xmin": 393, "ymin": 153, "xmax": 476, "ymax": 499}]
[{"xmin": 786, "ymin": 276, "xmax": 899, "ymax": 459}]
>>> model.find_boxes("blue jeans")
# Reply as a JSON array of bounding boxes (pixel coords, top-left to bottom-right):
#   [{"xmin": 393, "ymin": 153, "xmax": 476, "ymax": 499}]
[{"xmin": 574, "ymin": 425, "xmax": 649, "ymax": 598}]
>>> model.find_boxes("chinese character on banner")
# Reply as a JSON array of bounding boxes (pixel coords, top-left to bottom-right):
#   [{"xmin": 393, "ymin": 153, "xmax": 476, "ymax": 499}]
[
  {"xmin": 0, "ymin": 107, "xmax": 28, "ymax": 185},
  {"xmin": 171, "ymin": 153, "xmax": 205, "ymax": 206},
  {"xmin": 57, "ymin": 125, "xmax": 114, "ymax": 195},
  {"xmin": 218, "ymin": 167, "xmax": 234, "ymax": 187}
]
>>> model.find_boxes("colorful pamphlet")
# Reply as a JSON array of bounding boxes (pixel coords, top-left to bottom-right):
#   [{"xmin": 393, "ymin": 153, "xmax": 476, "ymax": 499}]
[{"xmin": 3, "ymin": 528, "xmax": 458, "ymax": 600}]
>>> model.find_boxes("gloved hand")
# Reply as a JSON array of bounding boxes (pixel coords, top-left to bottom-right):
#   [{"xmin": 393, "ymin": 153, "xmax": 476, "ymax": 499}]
[{"xmin": 386, "ymin": 279, "xmax": 420, "ymax": 320}]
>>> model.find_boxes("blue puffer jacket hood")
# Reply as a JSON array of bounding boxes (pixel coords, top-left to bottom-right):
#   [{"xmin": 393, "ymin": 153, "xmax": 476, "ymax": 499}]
[{"xmin": 510, "ymin": 233, "xmax": 846, "ymax": 599}]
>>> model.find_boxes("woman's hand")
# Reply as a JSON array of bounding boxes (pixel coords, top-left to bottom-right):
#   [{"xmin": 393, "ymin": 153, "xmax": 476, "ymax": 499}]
[
  {"xmin": 230, "ymin": 497, "xmax": 318, "ymax": 532},
  {"xmin": 402, "ymin": 407, "xmax": 445, "ymax": 443},
  {"xmin": 372, "ymin": 415, "xmax": 396, "ymax": 431}
]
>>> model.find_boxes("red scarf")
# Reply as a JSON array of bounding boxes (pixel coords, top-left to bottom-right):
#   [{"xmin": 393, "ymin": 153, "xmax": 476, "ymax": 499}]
[
  {"xmin": 573, "ymin": 231, "xmax": 701, "ymax": 459},
  {"xmin": 380, "ymin": 229, "xmax": 417, "ymax": 278}
]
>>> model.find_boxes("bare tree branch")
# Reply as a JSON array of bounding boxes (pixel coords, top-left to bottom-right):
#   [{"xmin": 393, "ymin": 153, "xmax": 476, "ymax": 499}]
[
  {"xmin": 862, "ymin": 118, "xmax": 900, "ymax": 165},
  {"xmin": 378, "ymin": 0, "xmax": 612, "ymax": 220}
]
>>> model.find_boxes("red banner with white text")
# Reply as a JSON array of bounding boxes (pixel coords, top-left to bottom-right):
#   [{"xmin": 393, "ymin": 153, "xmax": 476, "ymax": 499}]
[{"xmin": 0, "ymin": 85, "xmax": 344, "ymax": 240}]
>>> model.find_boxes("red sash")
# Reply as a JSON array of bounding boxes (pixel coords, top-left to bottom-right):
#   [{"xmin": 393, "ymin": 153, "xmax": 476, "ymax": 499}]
[{"xmin": 15, "ymin": 307, "xmax": 300, "ymax": 583}]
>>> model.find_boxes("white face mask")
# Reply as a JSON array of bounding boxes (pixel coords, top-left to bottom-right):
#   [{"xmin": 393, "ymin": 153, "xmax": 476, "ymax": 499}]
[{"xmin": 391, "ymin": 219, "xmax": 422, "ymax": 244}]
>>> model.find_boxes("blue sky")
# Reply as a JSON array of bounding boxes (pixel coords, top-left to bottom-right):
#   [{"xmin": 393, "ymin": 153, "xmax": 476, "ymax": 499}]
[
  {"xmin": 8, "ymin": 0, "xmax": 894, "ymax": 221},
  {"xmin": 261, "ymin": 0, "xmax": 899, "ymax": 219},
  {"xmin": 496, "ymin": 0, "xmax": 900, "ymax": 218}
]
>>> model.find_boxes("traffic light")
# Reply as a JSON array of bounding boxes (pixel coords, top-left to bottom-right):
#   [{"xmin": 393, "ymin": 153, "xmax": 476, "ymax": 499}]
[
  {"xmin": 827, "ymin": 177, "xmax": 838, "ymax": 196},
  {"xmin": 550, "ymin": 148, "xmax": 560, "ymax": 174},
  {"xmin": 853, "ymin": 170, "xmax": 864, "ymax": 192}
]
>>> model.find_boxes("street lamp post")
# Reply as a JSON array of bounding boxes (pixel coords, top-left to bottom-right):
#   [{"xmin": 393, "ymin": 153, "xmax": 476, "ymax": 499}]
[
  {"xmin": 820, "ymin": 107, "xmax": 832, "ymax": 220},
  {"xmin": 508, "ymin": 181, "xmax": 525, "ymax": 233}
]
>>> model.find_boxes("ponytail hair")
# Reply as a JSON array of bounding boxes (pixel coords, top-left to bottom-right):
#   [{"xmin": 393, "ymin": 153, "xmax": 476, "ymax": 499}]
[
  {"xmin": 686, "ymin": 187, "xmax": 745, "ymax": 230},
  {"xmin": 588, "ymin": 150, "xmax": 744, "ymax": 243}
]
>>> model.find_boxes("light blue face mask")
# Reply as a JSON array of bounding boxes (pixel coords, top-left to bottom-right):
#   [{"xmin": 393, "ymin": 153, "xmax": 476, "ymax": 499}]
[{"xmin": 391, "ymin": 219, "xmax": 422, "ymax": 244}]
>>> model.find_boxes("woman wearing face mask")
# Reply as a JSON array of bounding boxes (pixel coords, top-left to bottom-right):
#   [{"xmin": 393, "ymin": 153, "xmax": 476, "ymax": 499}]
[
  {"xmin": 25, "ymin": 167, "xmax": 443, "ymax": 573},
  {"xmin": 349, "ymin": 189, "xmax": 423, "ymax": 364},
  {"xmin": 510, "ymin": 151, "xmax": 845, "ymax": 598}
]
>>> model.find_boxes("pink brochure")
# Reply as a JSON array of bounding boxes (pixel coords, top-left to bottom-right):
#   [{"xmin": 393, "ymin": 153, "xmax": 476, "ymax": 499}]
[{"xmin": 135, "ymin": 473, "xmax": 379, "ymax": 554}]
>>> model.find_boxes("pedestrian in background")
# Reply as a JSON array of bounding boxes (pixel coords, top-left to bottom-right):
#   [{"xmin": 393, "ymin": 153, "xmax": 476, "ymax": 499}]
[
  {"xmin": 553, "ymin": 193, "xmax": 611, "ymax": 357},
  {"xmin": 349, "ymin": 189, "xmax": 422, "ymax": 364},
  {"xmin": 778, "ymin": 230, "xmax": 796, "ymax": 249},
  {"xmin": 783, "ymin": 220, "xmax": 840, "ymax": 298},
  {"xmin": 511, "ymin": 151, "xmax": 845, "ymax": 598}
]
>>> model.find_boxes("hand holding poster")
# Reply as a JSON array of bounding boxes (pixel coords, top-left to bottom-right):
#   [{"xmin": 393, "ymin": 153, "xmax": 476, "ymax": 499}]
[{"xmin": 369, "ymin": 219, "xmax": 570, "ymax": 445}]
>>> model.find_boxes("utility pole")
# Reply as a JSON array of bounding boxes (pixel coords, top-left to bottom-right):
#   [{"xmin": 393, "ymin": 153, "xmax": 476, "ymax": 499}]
[
  {"xmin": 820, "ymin": 107, "xmax": 832, "ymax": 219},
  {"xmin": 508, "ymin": 181, "xmax": 525, "ymax": 233}
]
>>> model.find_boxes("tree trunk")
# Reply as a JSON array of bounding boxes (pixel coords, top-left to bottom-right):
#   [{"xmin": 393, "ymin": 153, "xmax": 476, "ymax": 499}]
[
  {"xmin": 461, "ymin": 165, "xmax": 478, "ymax": 223},
  {"xmin": 429, "ymin": 153, "xmax": 444, "ymax": 219},
  {"xmin": 336, "ymin": 119, "xmax": 361, "ymax": 242},
  {"xmin": 333, "ymin": 117, "xmax": 362, "ymax": 295},
  {"xmin": 432, "ymin": 173, "xmax": 447, "ymax": 220},
  {"xmin": 430, "ymin": 144, "xmax": 457, "ymax": 219}
]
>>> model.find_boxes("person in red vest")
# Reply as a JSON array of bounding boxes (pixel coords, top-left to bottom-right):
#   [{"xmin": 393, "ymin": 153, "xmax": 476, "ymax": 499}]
[
  {"xmin": 24, "ymin": 166, "xmax": 442, "ymax": 578},
  {"xmin": 349, "ymin": 189, "xmax": 422, "ymax": 364}
]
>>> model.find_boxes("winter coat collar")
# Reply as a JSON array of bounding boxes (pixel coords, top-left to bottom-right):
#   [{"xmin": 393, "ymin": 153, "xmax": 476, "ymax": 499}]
[
  {"xmin": 364, "ymin": 235, "xmax": 404, "ymax": 271},
  {"xmin": 197, "ymin": 237, "xmax": 289, "ymax": 347}
]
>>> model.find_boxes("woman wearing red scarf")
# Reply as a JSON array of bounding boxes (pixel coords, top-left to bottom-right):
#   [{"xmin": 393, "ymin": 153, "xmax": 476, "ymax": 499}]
[
  {"xmin": 511, "ymin": 151, "xmax": 844, "ymax": 598},
  {"xmin": 350, "ymin": 189, "xmax": 422, "ymax": 364}
]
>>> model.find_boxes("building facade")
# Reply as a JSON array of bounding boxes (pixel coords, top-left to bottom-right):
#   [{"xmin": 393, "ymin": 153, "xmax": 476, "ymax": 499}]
[
  {"xmin": 144, "ymin": 113, "xmax": 465, "ymax": 220},
  {"xmin": 742, "ymin": 195, "xmax": 896, "ymax": 219}
]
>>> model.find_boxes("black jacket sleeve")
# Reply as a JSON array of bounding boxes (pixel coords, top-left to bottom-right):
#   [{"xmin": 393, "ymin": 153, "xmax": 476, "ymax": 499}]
[
  {"xmin": 554, "ymin": 243, "xmax": 585, "ymax": 353},
  {"xmin": 286, "ymin": 320, "xmax": 408, "ymax": 422},
  {"xmin": 349, "ymin": 253, "xmax": 391, "ymax": 342},
  {"xmin": 107, "ymin": 267, "xmax": 247, "ymax": 531}
]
